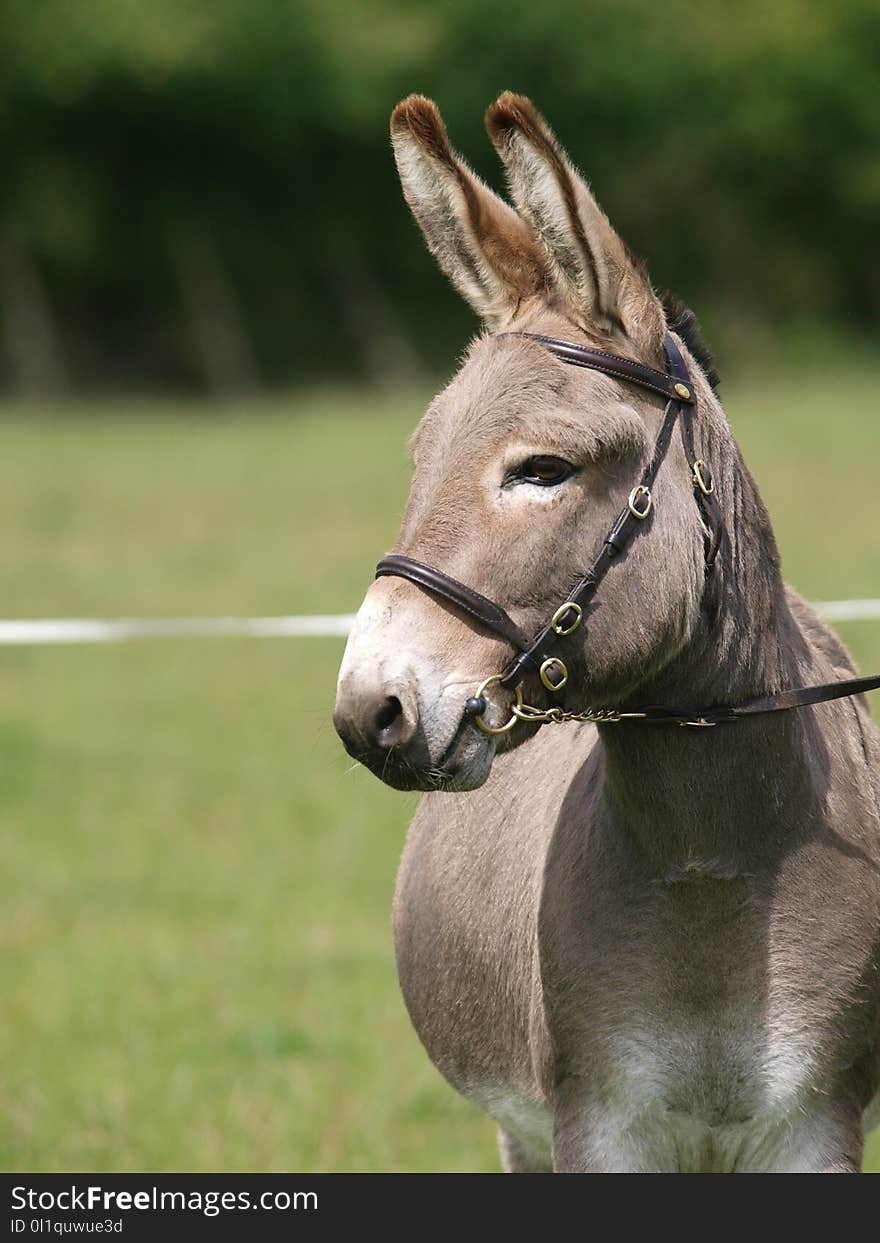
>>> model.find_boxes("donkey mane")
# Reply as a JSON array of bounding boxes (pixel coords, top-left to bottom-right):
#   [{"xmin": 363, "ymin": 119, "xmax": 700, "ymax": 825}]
[{"xmin": 662, "ymin": 293, "xmax": 720, "ymax": 392}]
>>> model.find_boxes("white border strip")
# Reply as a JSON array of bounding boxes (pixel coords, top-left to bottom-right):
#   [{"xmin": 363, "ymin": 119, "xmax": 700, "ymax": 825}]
[{"xmin": 0, "ymin": 602, "xmax": 876, "ymax": 646}]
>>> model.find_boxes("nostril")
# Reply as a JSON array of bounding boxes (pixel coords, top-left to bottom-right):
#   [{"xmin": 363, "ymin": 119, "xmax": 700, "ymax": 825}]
[
  {"xmin": 334, "ymin": 686, "xmax": 418, "ymax": 757},
  {"xmin": 373, "ymin": 695, "xmax": 408, "ymax": 748}
]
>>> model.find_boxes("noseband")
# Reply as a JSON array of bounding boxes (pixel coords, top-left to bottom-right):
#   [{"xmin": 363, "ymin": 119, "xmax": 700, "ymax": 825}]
[{"xmin": 375, "ymin": 331, "xmax": 880, "ymax": 734}]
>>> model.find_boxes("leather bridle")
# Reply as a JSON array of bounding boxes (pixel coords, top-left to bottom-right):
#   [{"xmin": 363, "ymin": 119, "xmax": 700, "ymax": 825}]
[{"xmin": 375, "ymin": 331, "xmax": 880, "ymax": 734}]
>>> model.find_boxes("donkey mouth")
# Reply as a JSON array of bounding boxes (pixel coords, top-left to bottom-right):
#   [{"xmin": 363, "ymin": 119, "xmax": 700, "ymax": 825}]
[
  {"xmin": 341, "ymin": 721, "xmax": 495, "ymax": 793},
  {"xmin": 352, "ymin": 744, "xmax": 494, "ymax": 793}
]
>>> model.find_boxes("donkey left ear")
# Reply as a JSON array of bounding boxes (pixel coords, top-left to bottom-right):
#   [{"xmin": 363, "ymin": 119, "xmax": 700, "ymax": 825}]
[
  {"xmin": 486, "ymin": 93, "xmax": 665, "ymax": 358},
  {"xmin": 391, "ymin": 95, "xmax": 549, "ymax": 326}
]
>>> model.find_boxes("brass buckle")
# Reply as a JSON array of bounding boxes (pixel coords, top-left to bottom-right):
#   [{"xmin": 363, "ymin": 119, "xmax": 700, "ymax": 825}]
[
  {"xmin": 550, "ymin": 601, "xmax": 583, "ymax": 636},
  {"xmin": 539, "ymin": 657, "xmax": 568, "ymax": 692},
  {"xmin": 692, "ymin": 460, "xmax": 714, "ymax": 496},
  {"xmin": 628, "ymin": 485, "xmax": 652, "ymax": 519},
  {"xmin": 472, "ymin": 676, "xmax": 524, "ymax": 735}
]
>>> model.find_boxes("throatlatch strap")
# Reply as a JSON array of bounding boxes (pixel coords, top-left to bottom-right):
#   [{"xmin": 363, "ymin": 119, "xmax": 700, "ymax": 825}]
[{"xmin": 664, "ymin": 332, "xmax": 723, "ymax": 567}]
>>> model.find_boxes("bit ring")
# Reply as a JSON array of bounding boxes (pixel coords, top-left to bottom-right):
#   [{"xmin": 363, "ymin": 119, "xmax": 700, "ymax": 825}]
[{"xmin": 472, "ymin": 676, "xmax": 524, "ymax": 735}]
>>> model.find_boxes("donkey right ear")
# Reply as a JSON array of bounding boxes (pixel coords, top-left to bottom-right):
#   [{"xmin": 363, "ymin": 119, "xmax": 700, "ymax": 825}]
[
  {"xmin": 390, "ymin": 96, "xmax": 548, "ymax": 326},
  {"xmin": 486, "ymin": 93, "xmax": 664, "ymax": 355}
]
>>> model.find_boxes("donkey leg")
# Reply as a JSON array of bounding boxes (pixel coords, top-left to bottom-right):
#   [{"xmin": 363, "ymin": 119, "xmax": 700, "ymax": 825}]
[
  {"xmin": 772, "ymin": 1148, "xmax": 862, "ymax": 1173},
  {"xmin": 551, "ymin": 1077, "xmax": 637, "ymax": 1173},
  {"xmin": 760, "ymin": 1107, "xmax": 864, "ymax": 1173},
  {"xmin": 497, "ymin": 1127, "xmax": 552, "ymax": 1173}
]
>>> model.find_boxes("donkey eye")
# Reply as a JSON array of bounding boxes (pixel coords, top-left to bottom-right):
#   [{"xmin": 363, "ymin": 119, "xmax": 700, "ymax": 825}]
[{"xmin": 509, "ymin": 455, "xmax": 576, "ymax": 487}]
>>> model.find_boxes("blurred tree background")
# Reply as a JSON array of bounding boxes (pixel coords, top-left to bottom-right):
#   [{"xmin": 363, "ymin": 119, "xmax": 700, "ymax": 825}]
[{"xmin": 0, "ymin": 0, "xmax": 878, "ymax": 396}]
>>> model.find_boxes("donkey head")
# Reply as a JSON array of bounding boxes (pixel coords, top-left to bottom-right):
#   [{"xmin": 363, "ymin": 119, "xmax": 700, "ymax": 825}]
[{"xmin": 334, "ymin": 94, "xmax": 712, "ymax": 791}]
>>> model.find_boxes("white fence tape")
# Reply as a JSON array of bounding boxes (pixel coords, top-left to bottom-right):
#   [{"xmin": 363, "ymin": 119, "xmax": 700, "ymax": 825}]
[
  {"xmin": 812, "ymin": 600, "xmax": 880, "ymax": 622},
  {"xmin": 0, "ymin": 615, "xmax": 357, "ymax": 645},
  {"xmin": 0, "ymin": 602, "xmax": 876, "ymax": 645}
]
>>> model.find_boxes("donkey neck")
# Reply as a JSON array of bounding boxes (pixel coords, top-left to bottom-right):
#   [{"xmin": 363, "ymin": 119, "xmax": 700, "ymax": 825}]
[{"xmin": 597, "ymin": 399, "xmax": 822, "ymax": 875}]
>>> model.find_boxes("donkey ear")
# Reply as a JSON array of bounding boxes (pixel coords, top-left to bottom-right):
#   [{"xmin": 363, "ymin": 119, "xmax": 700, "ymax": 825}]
[
  {"xmin": 486, "ymin": 92, "xmax": 664, "ymax": 354},
  {"xmin": 390, "ymin": 95, "xmax": 548, "ymax": 326}
]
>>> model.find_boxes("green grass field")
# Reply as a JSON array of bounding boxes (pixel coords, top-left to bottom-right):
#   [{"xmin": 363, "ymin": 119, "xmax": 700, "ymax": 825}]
[{"xmin": 1, "ymin": 367, "xmax": 879, "ymax": 1172}]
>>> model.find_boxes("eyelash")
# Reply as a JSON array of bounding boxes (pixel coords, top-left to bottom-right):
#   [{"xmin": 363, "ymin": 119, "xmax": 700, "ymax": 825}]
[{"xmin": 504, "ymin": 455, "xmax": 578, "ymax": 488}]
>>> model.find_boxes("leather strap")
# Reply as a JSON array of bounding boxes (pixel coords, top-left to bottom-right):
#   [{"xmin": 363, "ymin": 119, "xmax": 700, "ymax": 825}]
[
  {"xmin": 723, "ymin": 672, "xmax": 880, "ymax": 719},
  {"xmin": 508, "ymin": 333, "xmax": 695, "ymax": 404},
  {"xmin": 375, "ymin": 554, "xmax": 530, "ymax": 649},
  {"xmin": 664, "ymin": 332, "xmax": 723, "ymax": 567},
  {"xmin": 612, "ymin": 673, "xmax": 880, "ymax": 726},
  {"xmin": 498, "ymin": 404, "xmax": 679, "ymax": 687}
]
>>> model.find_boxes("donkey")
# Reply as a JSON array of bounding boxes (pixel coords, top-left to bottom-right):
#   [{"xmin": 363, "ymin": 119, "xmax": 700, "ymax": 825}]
[{"xmin": 333, "ymin": 93, "xmax": 880, "ymax": 1172}]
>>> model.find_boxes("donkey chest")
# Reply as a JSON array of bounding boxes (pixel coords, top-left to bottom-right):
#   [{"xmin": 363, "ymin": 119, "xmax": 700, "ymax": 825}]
[{"xmin": 554, "ymin": 871, "xmax": 834, "ymax": 1143}]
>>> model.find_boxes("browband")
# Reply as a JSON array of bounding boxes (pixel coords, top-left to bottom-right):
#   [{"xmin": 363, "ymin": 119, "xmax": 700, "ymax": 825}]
[{"xmin": 507, "ymin": 333, "xmax": 695, "ymax": 404}]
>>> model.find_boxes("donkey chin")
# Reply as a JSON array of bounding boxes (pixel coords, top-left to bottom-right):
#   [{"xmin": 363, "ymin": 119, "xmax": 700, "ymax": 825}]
[{"xmin": 334, "ymin": 705, "xmax": 498, "ymax": 793}]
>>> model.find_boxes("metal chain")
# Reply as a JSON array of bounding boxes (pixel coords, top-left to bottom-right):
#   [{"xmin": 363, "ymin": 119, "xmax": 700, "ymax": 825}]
[
  {"xmin": 512, "ymin": 701, "xmax": 643, "ymax": 725},
  {"xmin": 472, "ymin": 677, "xmax": 718, "ymax": 733}
]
